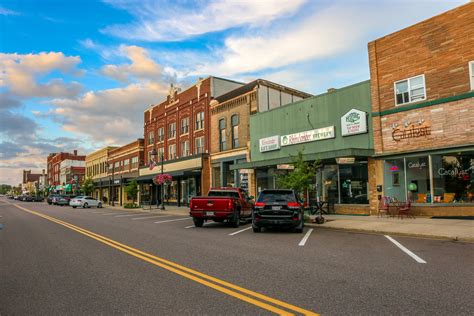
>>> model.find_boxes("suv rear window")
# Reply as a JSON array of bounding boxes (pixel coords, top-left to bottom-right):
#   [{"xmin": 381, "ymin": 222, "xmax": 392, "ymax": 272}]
[
  {"xmin": 208, "ymin": 191, "xmax": 240, "ymax": 199},
  {"xmin": 257, "ymin": 190, "xmax": 296, "ymax": 203}
]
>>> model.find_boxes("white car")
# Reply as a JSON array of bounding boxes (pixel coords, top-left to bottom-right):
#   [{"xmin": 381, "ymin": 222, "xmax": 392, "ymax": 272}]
[{"xmin": 70, "ymin": 196, "xmax": 102, "ymax": 208}]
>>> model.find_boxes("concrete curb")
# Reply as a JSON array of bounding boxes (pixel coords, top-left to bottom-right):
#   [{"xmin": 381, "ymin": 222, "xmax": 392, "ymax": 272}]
[{"xmin": 305, "ymin": 223, "xmax": 474, "ymax": 243}]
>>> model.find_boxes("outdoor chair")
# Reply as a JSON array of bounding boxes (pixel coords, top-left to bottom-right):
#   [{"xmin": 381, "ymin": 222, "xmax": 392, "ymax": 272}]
[
  {"xmin": 377, "ymin": 196, "xmax": 391, "ymax": 217},
  {"xmin": 398, "ymin": 200, "xmax": 414, "ymax": 219}
]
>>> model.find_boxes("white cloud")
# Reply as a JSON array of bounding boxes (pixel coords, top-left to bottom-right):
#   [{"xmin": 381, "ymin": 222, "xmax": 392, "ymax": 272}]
[
  {"xmin": 0, "ymin": 52, "xmax": 83, "ymax": 98},
  {"xmin": 46, "ymin": 81, "xmax": 168, "ymax": 145},
  {"xmin": 0, "ymin": 7, "xmax": 20, "ymax": 16},
  {"xmin": 102, "ymin": 0, "xmax": 306, "ymax": 41},
  {"xmin": 100, "ymin": 45, "xmax": 162, "ymax": 82}
]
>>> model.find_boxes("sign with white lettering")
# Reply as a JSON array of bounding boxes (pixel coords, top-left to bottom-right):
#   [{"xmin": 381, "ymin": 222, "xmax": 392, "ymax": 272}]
[
  {"xmin": 277, "ymin": 164, "xmax": 295, "ymax": 170},
  {"xmin": 281, "ymin": 126, "xmax": 335, "ymax": 146},
  {"xmin": 239, "ymin": 169, "xmax": 254, "ymax": 174},
  {"xmin": 259, "ymin": 135, "xmax": 280, "ymax": 152},
  {"xmin": 336, "ymin": 157, "xmax": 355, "ymax": 164},
  {"xmin": 341, "ymin": 109, "xmax": 368, "ymax": 136}
]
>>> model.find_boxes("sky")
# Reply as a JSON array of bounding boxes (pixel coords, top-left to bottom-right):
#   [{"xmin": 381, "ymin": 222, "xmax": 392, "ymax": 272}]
[{"xmin": 0, "ymin": 0, "xmax": 468, "ymax": 185}]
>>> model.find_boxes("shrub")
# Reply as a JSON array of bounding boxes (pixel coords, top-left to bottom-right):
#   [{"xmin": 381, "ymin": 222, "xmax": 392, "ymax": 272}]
[{"xmin": 124, "ymin": 203, "xmax": 139, "ymax": 209}]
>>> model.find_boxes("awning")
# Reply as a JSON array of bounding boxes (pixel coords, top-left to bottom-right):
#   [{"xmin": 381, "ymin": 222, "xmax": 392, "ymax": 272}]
[{"xmin": 230, "ymin": 148, "xmax": 375, "ymax": 170}]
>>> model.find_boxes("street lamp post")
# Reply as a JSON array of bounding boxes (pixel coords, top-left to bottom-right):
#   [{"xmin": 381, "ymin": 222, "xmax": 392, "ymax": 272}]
[
  {"xmin": 159, "ymin": 152, "xmax": 165, "ymax": 210},
  {"xmin": 151, "ymin": 148, "xmax": 159, "ymax": 208}
]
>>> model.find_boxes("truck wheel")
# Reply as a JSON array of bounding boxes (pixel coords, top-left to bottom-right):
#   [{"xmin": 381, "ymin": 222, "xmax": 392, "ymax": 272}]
[
  {"xmin": 193, "ymin": 218, "xmax": 204, "ymax": 227},
  {"xmin": 230, "ymin": 211, "xmax": 240, "ymax": 228}
]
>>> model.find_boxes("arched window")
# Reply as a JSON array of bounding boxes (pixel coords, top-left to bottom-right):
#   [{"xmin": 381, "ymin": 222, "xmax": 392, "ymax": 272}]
[
  {"xmin": 231, "ymin": 115, "xmax": 239, "ymax": 148},
  {"xmin": 219, "ymin": 118, "xmax": 226, "ymax": 151}
]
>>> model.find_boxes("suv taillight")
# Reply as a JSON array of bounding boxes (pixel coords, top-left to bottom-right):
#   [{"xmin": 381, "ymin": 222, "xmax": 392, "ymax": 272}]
[
  {"xmin": 255, "ymin": 202, "xmax": 265, "ymax": 208},
  {"xmin": 287, "ymin": 202, "xmax": 300, "ymax": 209}
]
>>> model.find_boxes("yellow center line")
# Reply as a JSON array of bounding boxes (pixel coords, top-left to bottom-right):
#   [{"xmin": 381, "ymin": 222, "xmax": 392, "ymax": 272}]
[{"xmin": 14, "ymin": 204, "xmax": 319, "ymax": 316}]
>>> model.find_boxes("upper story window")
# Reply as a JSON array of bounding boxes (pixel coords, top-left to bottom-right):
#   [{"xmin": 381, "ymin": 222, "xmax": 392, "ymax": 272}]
[
  {"xmin": 168, "ymin": 144, "xmax": 176, "ymax": 160},
  {"xmin": 157, "ymin": 147, "xmax": 165, "ymax": 161},
  {"xmin": 181, "ymin": 117, "xmax": 189, "ymax": 134},
  {"xmin": 195, "ymin": 136, "xmax": 204, "ymax": 154},
  {"xmin": 219, "ymin": 118, "xmax": 226, "ymax": 151},
  {"xmin": 131, "ymin": 156, "xmax": 138, "ymax": 169},
  {"xmin": 394, "ymin": 74, "xmax": 426, "ymax": 106},
  {"xmin": 157, "ymin": 127, "xmax": 164, "ymax": 142},
  {"xmin": 148, "ymin": 131, "xmax": 154, "ymax": 145},
  {"xmin": 168, "ymin": 122, "xmax": 176, "ymax": 139},
  {"xmin": 469, "ymin": 61, "xmax": 474, "ymax": 90},
  {"xmin": 195, "ymin": 111, "xmax": 204, "ymax": 130},
  {"xmin": 181, "ymin": 140, "xmax": 190, "ymax": 157},
  {"xmin": 231, "ymin": 115, "xmax": 239, "ymax": 149},
  {"xmin": 123, "ymin": 159, "xmax": 129, "ymax": 170}
]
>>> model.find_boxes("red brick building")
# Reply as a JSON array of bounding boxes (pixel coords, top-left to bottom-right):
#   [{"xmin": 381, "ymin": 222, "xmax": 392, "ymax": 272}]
[
  {"xmin": 138, "ymin": 77, "xmax": 244, "ymax": 206},
  {"xmin": 47, "ymin": 150, "xmax": 86, "ymax": 192},
  {"xmin": 368, "ymin": 2, "xmax": 474, "ymax": 215},
  {"xmin": 106, "ymin": 139, "xmax": 144, "ymax": 206}
]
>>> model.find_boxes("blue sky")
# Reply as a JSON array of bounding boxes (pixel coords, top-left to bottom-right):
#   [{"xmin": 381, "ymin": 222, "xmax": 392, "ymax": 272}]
[{"xmin": 0, "ymin": 0, "xmax": 467, "ymax": 185}]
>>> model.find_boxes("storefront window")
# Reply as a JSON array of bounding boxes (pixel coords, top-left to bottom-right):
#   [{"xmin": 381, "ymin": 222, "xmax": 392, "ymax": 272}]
[
  {"xmin": 165, "ymin": 181, "xmax": 178, "ymax": 203},
  {"xmin": 212, "ymin": 166, "xmax": 221, "ymax": 187},
  {"xmin": 256, "ymin": 168, "xmax": 276, "ymax": 193},
  {"xmin": 321, "ymin": 165, "xmax": 338, "ymax": 203},
  {"xmin": 432, "ymin": 153, "xmax": 474, "ymax": 203},
  {"xmin": 339, "ymin": 163, "xmax": 369, "ymax": 204},
  {"xmin": 383, "ymin": 159, "xmax": 406, "ymax": 201},
  {"xmin": 405, "ymin": 156, "xmax": 430, "ymax": 203}
]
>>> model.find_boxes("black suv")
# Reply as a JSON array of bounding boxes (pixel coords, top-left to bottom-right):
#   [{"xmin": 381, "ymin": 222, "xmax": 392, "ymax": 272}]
[{"xmin": 252, "ymin": 189, "xmax": 304, "ymax": 233}]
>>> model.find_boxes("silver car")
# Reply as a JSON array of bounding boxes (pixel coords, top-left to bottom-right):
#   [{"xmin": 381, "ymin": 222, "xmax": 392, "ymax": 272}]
[{"xmin": 70, "ymin": 196, "xmax": 102, "ymax": 208}]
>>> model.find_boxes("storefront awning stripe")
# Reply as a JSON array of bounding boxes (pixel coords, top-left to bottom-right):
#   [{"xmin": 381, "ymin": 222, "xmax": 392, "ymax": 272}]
[{"xmin": 230, "ymin": 148, "xmax": 374, "ymax": 170}]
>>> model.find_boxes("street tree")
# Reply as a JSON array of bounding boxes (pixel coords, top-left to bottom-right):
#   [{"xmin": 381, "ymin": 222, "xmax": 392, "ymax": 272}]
[
  {"xmin": 125, "ymin": 179, "xmax": 139, "ymax": 205},
  {"xmin": 81, "ymin": 177, "xmax": 95, "ymax": 196},
  {"xmin": 276, "ymin": 150, "xmax": 321, "ymax": 201}
]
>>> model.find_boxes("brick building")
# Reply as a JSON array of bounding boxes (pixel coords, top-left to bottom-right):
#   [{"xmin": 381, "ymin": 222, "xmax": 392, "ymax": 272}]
[
  {"xmin": 368, "ymin": 2, "xmax": 474, "ymax": 215},
  {"xmin": 137, "ymin": 77, "xmax": 244, "ymax": 206},
  {"xmin": 22, "ymin": 169, "xmax": 44, "ymax": 194},
  {"xmin": 47, "ymin": 150, "xmax": 86, "ymax": 193},
  {"xmin": 106, "ymin": 139, "xmax": 144, "ymax": 206},
  {"xmin": 85, "ymin": 146, "xmax": 117, "ymax": 201},
  {"xmin": 209, "ymin": 79, "xmax": 312, "ymax": 197}
]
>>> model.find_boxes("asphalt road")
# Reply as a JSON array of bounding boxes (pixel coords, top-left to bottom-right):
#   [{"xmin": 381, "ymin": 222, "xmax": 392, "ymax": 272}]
[{"xmin": 1, "ymin": 198, "xmax": 473, "ymax": 315}]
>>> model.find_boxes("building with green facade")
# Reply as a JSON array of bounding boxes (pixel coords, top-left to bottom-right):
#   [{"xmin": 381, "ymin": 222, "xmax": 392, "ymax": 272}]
[{"xmin": 232, "ymin": 80, "xmax": 374, "ymax": 214}]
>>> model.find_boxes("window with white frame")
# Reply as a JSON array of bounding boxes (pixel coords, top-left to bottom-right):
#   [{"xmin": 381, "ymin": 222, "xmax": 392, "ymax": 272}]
[
  {"xmin": 219, "ymin": 118, "xmax": 226, "ymax": 151},
  {"xmin": 195, "ymin": 136, "xmax": 204, "ymax": 154},
  {"xmin": 195, "ymin": 111, "xmax": 204, "ymax": 130},
  {"xmin": 469, "ymin": 61, "xmax": 474, "ymax": 90},
  {"xmin": 148, "ymin": 131, "xmax": 154, "ymax": 145},
  {"xmin": 394, "ymin": 74, "xmax": 426, "ymax": 106},
  {"xmin": 157, "ymin": 147, "xmax": 164, "ymax": 161},
  {"xmin": 168, "ymin": 144, "xmax": 176, "ymax": 160},
  {"xmin": 181, "ymin": 117, "xmax": 189, "ymax": 134},
  {"xmin": 157, "ymin": 127, "xmax": 164, "ymax": 142},
  {"xmin": 168, "ymin": 122, "xmax": 176, "ymax": 139},
  {"xmin": 181, "ymin": 140, "xmax": 190, "ymax": 157},
  {"xmin": 131, "ymin": 156, "xmax": 138, "ymax": 169},
  {"xmin": 231, "ymin": 115, "xmax": 239, "ymax": 149}
]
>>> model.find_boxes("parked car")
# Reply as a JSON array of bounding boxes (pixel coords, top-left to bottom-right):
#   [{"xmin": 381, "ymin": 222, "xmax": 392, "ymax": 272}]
[
  {"xmin": 70, "ymin": 196, "xmax": 102, "ymax": 208},
  {"xmin": 53, "ymin": 195, "xmax": 72, "ymax": 206},
  {"xmin": 33, "ymin": 196, "xmax": 44, "ymax": 202},
  {"xmin": 189, "ymin": 188, "xmax": 254, "ymax": 227},
  {"xmin": 19, "ymin": 195, "xmax": 34, "ymax": 202},
  {"xmin": 47, "ymin": 194, "xmax": 60, "ymax": 205},
  {"xmin": 252, "ymin": 189, "xmax": 304, "ymax": 233}
]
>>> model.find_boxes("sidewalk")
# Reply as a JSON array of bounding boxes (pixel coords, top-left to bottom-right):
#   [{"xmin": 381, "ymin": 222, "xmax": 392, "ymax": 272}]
[
  {"xmin": 103, "ymin": 204, "xmax": 474, "ymax": 242},
  {"xmin": 307, "ymin": 214, "xmax": 474, "ymax": 242}
]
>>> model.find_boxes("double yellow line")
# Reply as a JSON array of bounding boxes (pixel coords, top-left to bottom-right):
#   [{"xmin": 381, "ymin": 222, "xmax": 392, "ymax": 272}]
[{"xmin": 14, "ymin": 204, "xmax": 318, "ymax": 316}]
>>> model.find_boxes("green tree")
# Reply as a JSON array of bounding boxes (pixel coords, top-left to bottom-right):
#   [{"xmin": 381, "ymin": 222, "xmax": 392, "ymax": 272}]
[
  {"xmin": 276, "ymin": 150, "xmax": 321, "ymax": 201},
  {"xmin": 125, "ymin": 179, "xmax": 139, "ymax": 205},
  {"xmin": 0, "ymin": 184, "xmax": 12, "ymax": 194},
  {"xmin": 81, "ymin": 177, "xmax": 95, "ymax": 196}
]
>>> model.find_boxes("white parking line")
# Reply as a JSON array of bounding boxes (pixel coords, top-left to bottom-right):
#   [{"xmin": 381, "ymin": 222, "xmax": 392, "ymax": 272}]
[
  {"xmin": 91, "ymin": 211, "xmax": 108, "ymax": 214},
  {"xmin": 132, "ymin": 215, "xmax": 171, "ymax": 220},
  {"xmin": 101, "ymin": 212, "xmax": 136, "ymax": 216},
  {"xmin": 229, "ymin": 226, "xmax": 252, "ymax": 236},
  {"xmin": 298, "ymin": 228, "xmax": 313, "ymax": 246},
  {"xmin": 115, "ymin": 213, "xmax": 149, "ymax": 217},
  {"xmin": 154, "ymin": 217, "xmax": 191, "ymax": 224},
  {"xmin": 185, "ymin": 222, "xmax": 213, "ymax": 229},
  {"xmin": 385, "ymin": 235, "xmax": 427, "ymax": 264}
]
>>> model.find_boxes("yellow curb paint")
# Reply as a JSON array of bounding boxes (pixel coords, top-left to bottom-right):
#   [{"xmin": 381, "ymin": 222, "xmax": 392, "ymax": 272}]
[{"xmin": 14, "ymin": 204, "xmax": 318, "ymax": 316}]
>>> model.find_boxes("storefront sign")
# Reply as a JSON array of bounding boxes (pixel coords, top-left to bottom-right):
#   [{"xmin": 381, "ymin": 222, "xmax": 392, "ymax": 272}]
[
  {"xmin": 408, "ymin": 161, "xmax": 427, "ymax": 169},
  {"xmin": 341, "ymin": 109, "xmax": 367, "ymax": 136},
  {"xmin": 113, "ymin": 179, "xmax": 121, "ymax": 185},
  {"xmin": 281, "ymin": 126, "xmax": 335, "ymax": 146},
  {"xmin": 336, "ymin": 157, "xmax": 355, "ymax": 164},
  {"xmin": 259, "ymin": 135, "xmax": 280, "ymax": 152},
  {"xmin": 277, "ymin": 164, "xmax": 295, "ymax": 170},
  {"xmin": 240, "ymin": 173, "xmax": 249, "ymax": 192},
  {"xmin": 392, "ymin": 119, "xmax": 431, "ymax": 142},
  {"xmin": 438, "ymin": 166, "xmax": 473, "ymax": 177}
]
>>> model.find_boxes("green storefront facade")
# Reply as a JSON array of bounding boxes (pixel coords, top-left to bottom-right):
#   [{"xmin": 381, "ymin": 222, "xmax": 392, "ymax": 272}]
[{"xmin": 232, "ymin": 80, "xmax": 375, "ymax": 213}]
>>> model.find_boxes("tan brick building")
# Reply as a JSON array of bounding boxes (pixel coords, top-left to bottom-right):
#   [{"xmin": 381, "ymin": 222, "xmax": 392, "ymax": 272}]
[
  {"xmin": 85, "ymin": 146, "xmax": 117, "ymax": 201},
  {"xmin": 209, "ymin": 79, "xmax": 311, "ymax": 198},
  {"xmin": 368, "ymin": 2, "xmax": 474, "ymax": 215},
  {"xmin": 137, "ymin": 77, "xmax": 244, "ymax": 206}
]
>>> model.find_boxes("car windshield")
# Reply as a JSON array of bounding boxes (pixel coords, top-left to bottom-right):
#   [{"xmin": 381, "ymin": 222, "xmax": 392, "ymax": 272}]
[
  {"xmin": 207, "ymin": 191, "xmax": 240, "ymax": 199},
  {"xmin": 75, "ymin": 196, "xmax": 84, "ymax": 199},
  {"xmin": 257, "ymin": 190, "xmax": 296, "ymax": 203}
]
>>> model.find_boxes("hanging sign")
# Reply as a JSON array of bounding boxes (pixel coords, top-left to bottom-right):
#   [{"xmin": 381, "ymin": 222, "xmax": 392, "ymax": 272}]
[
  {"xmin": 259, "ymin": 135, "xmax": 280, "ymax": 152},
  {"xmin": 281, "ymin": 126, "xmax": 335, "ymax": 146},
  {"xmin": 336, "ymin": 157, "xmax": 355, "ymax": 164},
  {"xmin": 341, "ymin": 109, "xmax": 368, "ymax": 136},
  {"xmin": 277, "ymin": 164, "xmax": 295, "ymax": 170}
]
